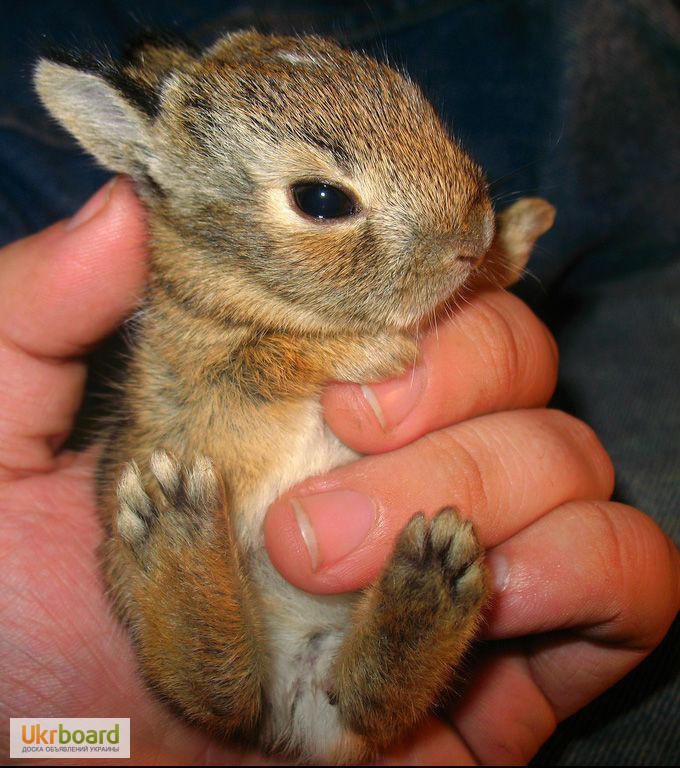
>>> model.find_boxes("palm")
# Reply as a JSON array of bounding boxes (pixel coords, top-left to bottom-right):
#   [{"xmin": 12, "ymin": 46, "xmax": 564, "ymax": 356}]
[{"xmin": 1, "ymin": 451, "xmax": 250, "ymax": 764}]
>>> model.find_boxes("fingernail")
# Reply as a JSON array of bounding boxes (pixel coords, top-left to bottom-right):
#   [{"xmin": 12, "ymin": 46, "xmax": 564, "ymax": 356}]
[
  {"xmin": 291, "ymin": 490, "xmax": 376, "ymax": 571},
  {"xmin": 65, "ymin": 177, "xmax": 118, "ymax": 231},
  {"xmin": 361, "ymin": 365, "xmax": 426, "ymax": 431},
  {"xmin": 487, "ymin": 552, "xmax": 510, "ymax": 592}
]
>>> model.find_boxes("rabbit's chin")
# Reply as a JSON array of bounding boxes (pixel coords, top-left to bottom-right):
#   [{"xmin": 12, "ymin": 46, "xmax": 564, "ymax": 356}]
[{"xmin": 388, "ymin": 269, "xmax": 476, "ymax": 331}]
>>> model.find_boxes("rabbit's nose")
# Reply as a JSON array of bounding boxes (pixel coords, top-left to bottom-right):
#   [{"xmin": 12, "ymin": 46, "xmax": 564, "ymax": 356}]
[{"xmin": 454, "ymin": 203, "xmax": 494, "ymax": 264}]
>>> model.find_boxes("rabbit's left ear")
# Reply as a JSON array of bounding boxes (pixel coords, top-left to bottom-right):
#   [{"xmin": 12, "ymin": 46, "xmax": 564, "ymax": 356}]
[{"xmin": 34, "ymin": 55, "xmax": 156, "ymax": 177}]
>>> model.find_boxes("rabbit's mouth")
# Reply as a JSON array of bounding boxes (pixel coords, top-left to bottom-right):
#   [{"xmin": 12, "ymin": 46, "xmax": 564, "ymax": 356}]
[{"xmin": 388, "ymin": 263, "xmax": 477, "ymax": 331}]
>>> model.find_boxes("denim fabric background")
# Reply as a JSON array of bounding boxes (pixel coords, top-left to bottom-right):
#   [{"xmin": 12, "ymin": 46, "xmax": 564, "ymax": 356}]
[{"xmin": 1, "ymin": 1, "xmax": 677, "ymax": 764}]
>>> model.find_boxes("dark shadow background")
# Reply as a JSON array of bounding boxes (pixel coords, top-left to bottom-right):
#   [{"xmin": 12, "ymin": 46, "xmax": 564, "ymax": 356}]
[{"xmin": 0, "ymin": 1, "xmax": 677, "ymax": 764}]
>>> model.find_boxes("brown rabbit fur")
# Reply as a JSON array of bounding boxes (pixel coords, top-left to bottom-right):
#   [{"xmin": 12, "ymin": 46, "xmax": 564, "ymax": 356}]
[{"xmin": 35, "ymin": 31, "xmax": 555, "ymax": 763}]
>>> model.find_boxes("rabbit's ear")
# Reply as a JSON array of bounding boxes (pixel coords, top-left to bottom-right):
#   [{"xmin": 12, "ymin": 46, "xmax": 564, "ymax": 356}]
[
  {"xmin": 34, "ymin": 55, "xmax": 156, "ymax": 176},
  {"xmin": 472, "ymin": 198, "xmax": 556, "ymax": 289},
  {"xmin": 495, "ymin": 197, "xmax": 555, "ymax": 284}
]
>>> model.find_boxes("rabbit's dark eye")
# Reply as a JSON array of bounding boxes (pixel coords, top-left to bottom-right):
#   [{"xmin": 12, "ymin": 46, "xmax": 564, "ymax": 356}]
[{"xmin": 291, "ymin": 182, "xmax": 358, "ymax": 220}]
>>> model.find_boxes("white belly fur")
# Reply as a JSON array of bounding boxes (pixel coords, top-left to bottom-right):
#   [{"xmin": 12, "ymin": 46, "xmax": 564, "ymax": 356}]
[{"xmin": 235, "ymin": 397, "xmax": 365, "ymax": 761}]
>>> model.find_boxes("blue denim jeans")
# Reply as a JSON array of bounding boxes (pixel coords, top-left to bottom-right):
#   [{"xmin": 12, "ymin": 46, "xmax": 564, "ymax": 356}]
[{"xmin": 1, "ymin": 1, "xmax": 677, "ymax": 763}]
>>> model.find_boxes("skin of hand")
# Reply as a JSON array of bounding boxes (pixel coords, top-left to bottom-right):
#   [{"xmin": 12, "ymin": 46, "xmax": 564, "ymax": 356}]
[{"xmin": 0, "ymin": 178, "xmax": 678, "ymax": 766}]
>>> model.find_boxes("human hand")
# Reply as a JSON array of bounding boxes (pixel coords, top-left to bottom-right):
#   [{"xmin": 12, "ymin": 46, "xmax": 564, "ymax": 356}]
[
  {"xmin": 1, "ymin": 179, "xmax": 677, "ymax": 765},
  {"xmin": 264, "ymin": 287, "xmax": 680, "ymax": 763}
]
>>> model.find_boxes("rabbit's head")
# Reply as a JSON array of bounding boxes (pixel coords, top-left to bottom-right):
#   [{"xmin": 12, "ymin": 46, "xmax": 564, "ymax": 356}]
[{"xmin": 36, "ymin": 32, "xmax": 548, "ymax": 334}]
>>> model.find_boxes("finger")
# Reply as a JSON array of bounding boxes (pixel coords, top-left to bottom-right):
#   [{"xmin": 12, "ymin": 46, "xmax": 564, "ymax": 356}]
[
  {"xmin": 486, "ymin": 501, "xmax": 680, "ymax": 647},
  {"xmin": 0, "ymin": 177, "xmax": 147, "ymax": 477},
  {"xmin": 265, "ymin": 409, "xmax": 614, "ymax": 593},
  {"xmin": 321, "ymin": 290, "xmax": 558, "ymax": 454},
  {"xmin": 448, "ymin": 647, "xmax": 557, "ymax": 765},
  {"xmin": 380, "ymin": 716, "xmax": 477, "ymax": 765},
  {"xmin": 484, "ymin": 500, "xmax": 680, "ymax": 718}
]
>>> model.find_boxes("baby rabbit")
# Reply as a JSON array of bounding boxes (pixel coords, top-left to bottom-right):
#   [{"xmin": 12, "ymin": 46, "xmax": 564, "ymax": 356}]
[{"xmin": 35, "ymin": 31, "xmax": 554, "ymax": 763}]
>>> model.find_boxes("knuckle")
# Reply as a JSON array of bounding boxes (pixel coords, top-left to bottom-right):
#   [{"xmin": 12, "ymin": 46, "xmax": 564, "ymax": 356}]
[
  {"xmin": 532, "ymin": 320, "xmax": 560, "ymax": 398},
  {"xmin": 616, "ymin": 503, "xmax": 680, "ymax": 647},
  {"xmin": 546, "ymin": 410, "xmax": 615, "ymax": 497},
  {"xmin": 474, "ymin": 294, "xmax": 557, "ymax": 406},
  {"xmin": 473, "ymin": 299, "xmax": 522, "ymax": 396},
  {"xmin": 575, "ymin": 500, "xmax": 628, "ymax": 617},
  {"xmin": 546, "ymin": 408, "xmax": 595, "ymax": 444},
  {"xmin": 511, "ymin": 306, "xmax": 559, "ymax": 402},
  {"xmin": 421, "ymin": 428, "xmax": 490, "ymax": 518},
  {"xmin": 584, "ymin": 501, "xmax": 679, "ymax": 649}
]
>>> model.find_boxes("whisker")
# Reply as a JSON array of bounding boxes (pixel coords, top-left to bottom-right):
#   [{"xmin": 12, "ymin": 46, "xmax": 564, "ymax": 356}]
[
  {"xmin": 488, "ymin": 160, "xmax": 541, "ymax": 188},
  {"xmin": 491, "ymin": 190, "xmax": 530, "ymax": 205}
]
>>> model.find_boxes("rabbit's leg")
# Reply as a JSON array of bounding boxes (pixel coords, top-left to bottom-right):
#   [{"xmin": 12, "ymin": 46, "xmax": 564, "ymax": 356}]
[
  {"xmin": 110, "ymin": 450, "xmax": 265, "ymax": 740},
  {"xmin": 332, "ymin": 507, "xmax": 489, "ymax": 749}
]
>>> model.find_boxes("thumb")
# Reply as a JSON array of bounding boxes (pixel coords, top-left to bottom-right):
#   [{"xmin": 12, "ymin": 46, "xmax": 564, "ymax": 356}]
[
  {"xmin": 0, "ymin": 176, "xmax": 148, "ymax": 476},
  {"xmin": 1, "ymin": 176, "xmax": 147, "ymax": 358}
]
